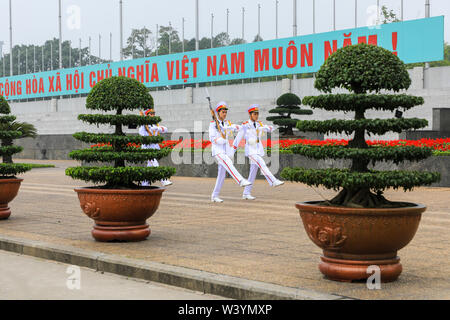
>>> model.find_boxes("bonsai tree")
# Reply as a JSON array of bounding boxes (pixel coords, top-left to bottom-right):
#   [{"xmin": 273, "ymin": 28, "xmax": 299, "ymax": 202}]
[
  {"xmin": 65, "ymin": 76, "xmax": 175, "ymax": 188},
  {"xmin": 281, "ymin": 43, "xmax": 440, "ymax": 208},
  {"xmin": 266, "ymin": 93, "xmax": 313, "ymax": 136},
  {"xmin": 0, "ymin": 96, "xmax": 32, "ymax": 177},
  {"xmin": 0, "ymin": 120, "xmax": 37, "ymax": 164}
]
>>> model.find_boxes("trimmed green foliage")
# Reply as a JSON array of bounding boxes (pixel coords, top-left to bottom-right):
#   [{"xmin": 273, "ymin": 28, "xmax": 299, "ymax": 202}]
[
  {"xmin": 296, "ymin": 118, "xmax": 428, "ymax": 135},
  {"xmin": 281, "ymin": 43, "xmax": 440, "ymax": 208},
  {"xmin": 66, "ymin": 166, "xmax": 176, "ymax": 186},
  {"xmin": 78, "ymin": 114, "xmax": 162, "ymax": 126},
  {"xmin": 69, "ymin": 148, "xmax": 171, "ymax": 163},
  {"xmin": 66, "ymin": 76, "xmax": 175, "ymax": 188},
  {"xmin": 0, "ymin": 146, "xmax": 24, "ymax": 156},
  {"xmin": 0, "ymin": 130, "xmax": 23, "ymax": 140},
  {"xmin": 0, "ymin": 96, "xmax": 10, "ymax": 114},
  {"xmin": 267, "ymin": 93, "xmax": 313, "ymax": 136},
  {"xmin": 0, "ymin": 115, "xmax": 17, "ymax": 124},
  {"xmin": 0, "ymin": 95, "xmax": 32, "ymax": 178},
  {"xmin": 289, "ymin": 145, "xmax": 433, "ymax": 165},
  {"xmin": 314, "ymin": 43, "xmax": 411, "ymax": 93},
  {"xmin": 281, "ymin": 168, "xmax": 440, "ymax": 192},
  {"xmin": 86, "ymin": 76, "xmax": 154, "ymax": 112},
  {"xmin": 0, "ymin": 163, "xmax": 33, "ymax": 176},
  {"xmin": 73, "ymin": 132, "xmax": 164, "ymax": 145},
  {"xmin": 302, "ymin": 94, "xmax": 424, "ymax": 112}
]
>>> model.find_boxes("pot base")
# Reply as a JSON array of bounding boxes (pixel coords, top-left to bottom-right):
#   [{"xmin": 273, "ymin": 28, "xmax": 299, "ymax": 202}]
[
  {"xmin": 319, "ymin": 255, "xmax": 402, "ymax": 283},
  {"xmin": 92, "ymin": 224, "xmax": 151, "ymax": 242},
  {"xmin": 0, "ymin": 205, "xmax": 11, "ymax": 220}
]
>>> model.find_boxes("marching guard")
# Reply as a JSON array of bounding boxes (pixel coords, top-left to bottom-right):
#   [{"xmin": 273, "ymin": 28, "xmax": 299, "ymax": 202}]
[
  {"xmin": 139, "ymin": 108, "xmax": 173, "ymax": 187},
  {"xmin": 233, "ymin": 104, "xmax": 284, "ymax": 200},
  {"xmin": 210, "ymin": 101, "xmax": 252, "ymax": 203}
]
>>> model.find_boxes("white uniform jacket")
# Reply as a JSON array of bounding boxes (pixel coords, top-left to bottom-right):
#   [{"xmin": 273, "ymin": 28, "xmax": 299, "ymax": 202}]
[
  {"xmin": 233, "ymin": 120, "xmax": 274, "ymax": 157},
  {"xmin": 209, "ymin": 120, "xmax": 240, "ymax": 157},
  {"xmin": 139, "ymin": 124, "xmax": 168, "ymax": 150}
]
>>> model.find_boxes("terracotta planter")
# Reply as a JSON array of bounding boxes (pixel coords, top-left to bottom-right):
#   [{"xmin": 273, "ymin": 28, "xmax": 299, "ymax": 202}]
[
  {"xmin": 74, "ymin": 187, "xmax": 165, "ymax": 242},
  {"xmin": 0, "ymin": 178, "xmax": 23, "ymax": 220},
  {"xmin": 296, "ymin": 201, "xmax": 426, "ymax": 283}
]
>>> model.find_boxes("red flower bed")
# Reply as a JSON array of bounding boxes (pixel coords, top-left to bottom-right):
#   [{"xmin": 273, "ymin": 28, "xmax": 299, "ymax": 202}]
[{"xmin": 92, "ymin": 138, "xmax": 450, "ymax": 153}]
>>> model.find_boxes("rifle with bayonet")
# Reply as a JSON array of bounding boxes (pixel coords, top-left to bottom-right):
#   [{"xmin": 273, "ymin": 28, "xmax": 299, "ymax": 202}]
[{"xmin": 205, "ymin": 88, "xmax": 226, "ymax": 139}]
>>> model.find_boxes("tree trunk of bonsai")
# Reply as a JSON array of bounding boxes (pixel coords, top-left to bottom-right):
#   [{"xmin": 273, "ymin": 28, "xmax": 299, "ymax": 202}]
[{"xmin": 2, "ymin": 139, "xmax": 13, "ymax": 164}]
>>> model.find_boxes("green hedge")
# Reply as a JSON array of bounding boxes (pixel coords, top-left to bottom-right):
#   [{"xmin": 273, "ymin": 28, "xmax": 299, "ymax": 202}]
[
  {"xmin": 66, "ymin": 166, "xmax": 176, "ymax": 186},
  {"xmin": 314, "ymin": 44, "xmax": 411, "ymax": 93},
  {"xmin": 0, "ymin": 115, "xmax": 17, "ymax": 124},
  {"xmin": 302, "ymin": 94, "xmax": 424, "ymax": 112},
  {"xmin": 78, "ymin": 114, "xmax": 162, "ymax": 126},
  {"xmin": 0, "ymin": 130, "xmax": 22, "ymax": 140},
  {"xmin": 296, "ymin": 118, "xmax": 428, "ymax": 135},
  {"xmin": 289, "ymin": 145, "xmax": 433, "ymax": 165},
  {"xmin": 69, "ymin": 148, "xmax": 171, "ymax": 163},
  {"xmin": 0, "ymin": 163, "xmax": 32, "ymax": 176},
  {"xmin": 0, "ymin": 145, "xmax": 24, "ymax": 156},
  {"xmin": 281, "ymin": 168, "xmax": 440, "ymax": 191},
  {"xmin": 73, "ymin": 132, "xmax": 164, "ymax": 145}
]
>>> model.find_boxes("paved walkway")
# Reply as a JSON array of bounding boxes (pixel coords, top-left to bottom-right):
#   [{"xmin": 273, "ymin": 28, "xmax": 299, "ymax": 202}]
[
  {"xmin": 1, "ymin": 159, "xmax": 449, "ymax": 300},
  {"xmin": 0, "ymin": 250, "xmax": 222, "ymax": 300}
]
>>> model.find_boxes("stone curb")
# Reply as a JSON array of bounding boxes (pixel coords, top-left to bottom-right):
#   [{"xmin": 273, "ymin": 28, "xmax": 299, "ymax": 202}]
[{"xmin": 0, "ymin": 235, "xmax": 347, "ymax": 300}]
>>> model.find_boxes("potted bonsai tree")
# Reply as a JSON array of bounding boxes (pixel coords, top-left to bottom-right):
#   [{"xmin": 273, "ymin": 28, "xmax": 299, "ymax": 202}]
[
  {"xmin": 66, "ymin": 76, "xmax": 175, "ymax": 242},
  {"xmin": 266, "ymin": 93, "xmax": 312, "ymax": 137},
  {"xmin": 0, "ymin": 95, "xmax": 32, "ymax": 220},
  {"xmin": 281, "ymin": 43, "xmax": 441, "ymax": 282}
]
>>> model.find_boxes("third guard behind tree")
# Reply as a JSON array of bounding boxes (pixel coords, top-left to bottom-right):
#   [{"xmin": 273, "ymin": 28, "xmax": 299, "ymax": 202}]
[
  {"xmin": 210, "ymin": 101, "xmax": 252, "ymax": 203},
  {"xmin": 233, "ymin": 104, "xmax": 284, "ymax": 200},
  {"xmin": 139, "ymin": 108, "xmax": 173, "ymax": 187}
]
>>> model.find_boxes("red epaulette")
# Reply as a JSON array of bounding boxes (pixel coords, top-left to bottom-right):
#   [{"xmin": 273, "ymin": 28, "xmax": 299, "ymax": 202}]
[{"xmin": 243, "ymin": 121, "xmax": 249, "ymax": 125}]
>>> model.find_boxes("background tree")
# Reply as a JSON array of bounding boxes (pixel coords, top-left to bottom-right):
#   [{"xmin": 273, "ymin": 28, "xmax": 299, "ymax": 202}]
[
  {"xmin": 230, "ymin": 38, "xmax": 247, "ymax": 45},
  {"xmin": 267, "ymin": 93, "xmax": 313, "ymax": 136},
  {"xmin": 123, "ymin": 27, "xmax": 155, "ymax": 59},
  {"xmin": 0, "ymin": 95, "xmax": 32, "ymax": 176},
  {"xmin": 0, "ymin": 38, "xmax": 106, "ymax": 77},
  {"xmin": 281, "ymin": 43, "xmax": 440, "ymax": 208},
  {"xmin": 381, "ymin": 5, "xmax": 401, "ymax": 24},
  {"xmin": 65, "ymin": 76, "xmax": 175, "ymax": 188},
  {"xmin": 157, "ymin": 25, "xmax": 182, "ymax": 55},
  {"xmin": 253, "ymin": 35, "xmax": 263, "ymax": 42}
]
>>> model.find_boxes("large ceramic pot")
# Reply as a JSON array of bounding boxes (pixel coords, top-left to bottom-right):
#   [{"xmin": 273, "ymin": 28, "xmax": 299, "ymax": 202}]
[
  {"xmin": 0, "ymin": 178, "xmax": 23, "ymax": 220},
  {"xmin": 296, "ymin": 201, "xmax": 426, "ymax": 283},
  {"xmin": 74, "ymin": 187, "xmax": 165, "ymax": 242}
]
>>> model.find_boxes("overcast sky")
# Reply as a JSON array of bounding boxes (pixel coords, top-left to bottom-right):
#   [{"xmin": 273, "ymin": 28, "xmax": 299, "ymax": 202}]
[{"xmin": 0, "ymin": 0, "xmax": 449, "ymax": 61}]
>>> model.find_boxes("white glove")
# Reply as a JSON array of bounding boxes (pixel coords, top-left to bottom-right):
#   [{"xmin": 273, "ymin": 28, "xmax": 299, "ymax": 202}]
[
  {"xmin": 248, "ymin": 137, "xmax": 257, "ymax": 146},
  {"xmin": 228, "ymin": 148, "xmax": 236, "ymax": 158},
  {"xmin": 216, "ymin": 137, "xmax": 227, "ymax": 145}
]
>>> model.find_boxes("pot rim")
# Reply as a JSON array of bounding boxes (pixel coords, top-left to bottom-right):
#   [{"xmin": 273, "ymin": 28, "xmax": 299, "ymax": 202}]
[
  {"xmin": 295, "ymin": 200, "xmax": 426, "ymax": 216},
  {"xmin": 74, "ymin": 186, "xmax": 165, "ymax": 194},
  {"xmin": 0, "ymin": 178, "xmax": 24, "ymax": 184}
]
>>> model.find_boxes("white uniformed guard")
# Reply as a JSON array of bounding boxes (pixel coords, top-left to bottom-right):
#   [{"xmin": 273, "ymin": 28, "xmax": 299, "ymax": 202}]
[
  {"xmin": 139, "ymin": 108, "xmax": 173, "ymax": 187},
  {"xmin": 210, "ymin": 101, "xmax": 251, "ymax": 203},
  {"xmin": 233, "ymin": 104, "xmax": 284, "ymax": 200}
]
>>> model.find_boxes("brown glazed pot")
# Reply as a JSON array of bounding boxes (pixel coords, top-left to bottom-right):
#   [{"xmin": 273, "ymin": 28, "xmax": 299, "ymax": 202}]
[
  {"xmin": 74, "ymin": 187, "xmax": 165, "ymax": 242},
  {"xmin": 0, "ymin": 178, "xmax": 23, "ymax": 220},
  {"xmin": 296, "ymin": 201, "xmax": 426, "ymax": 283}
]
